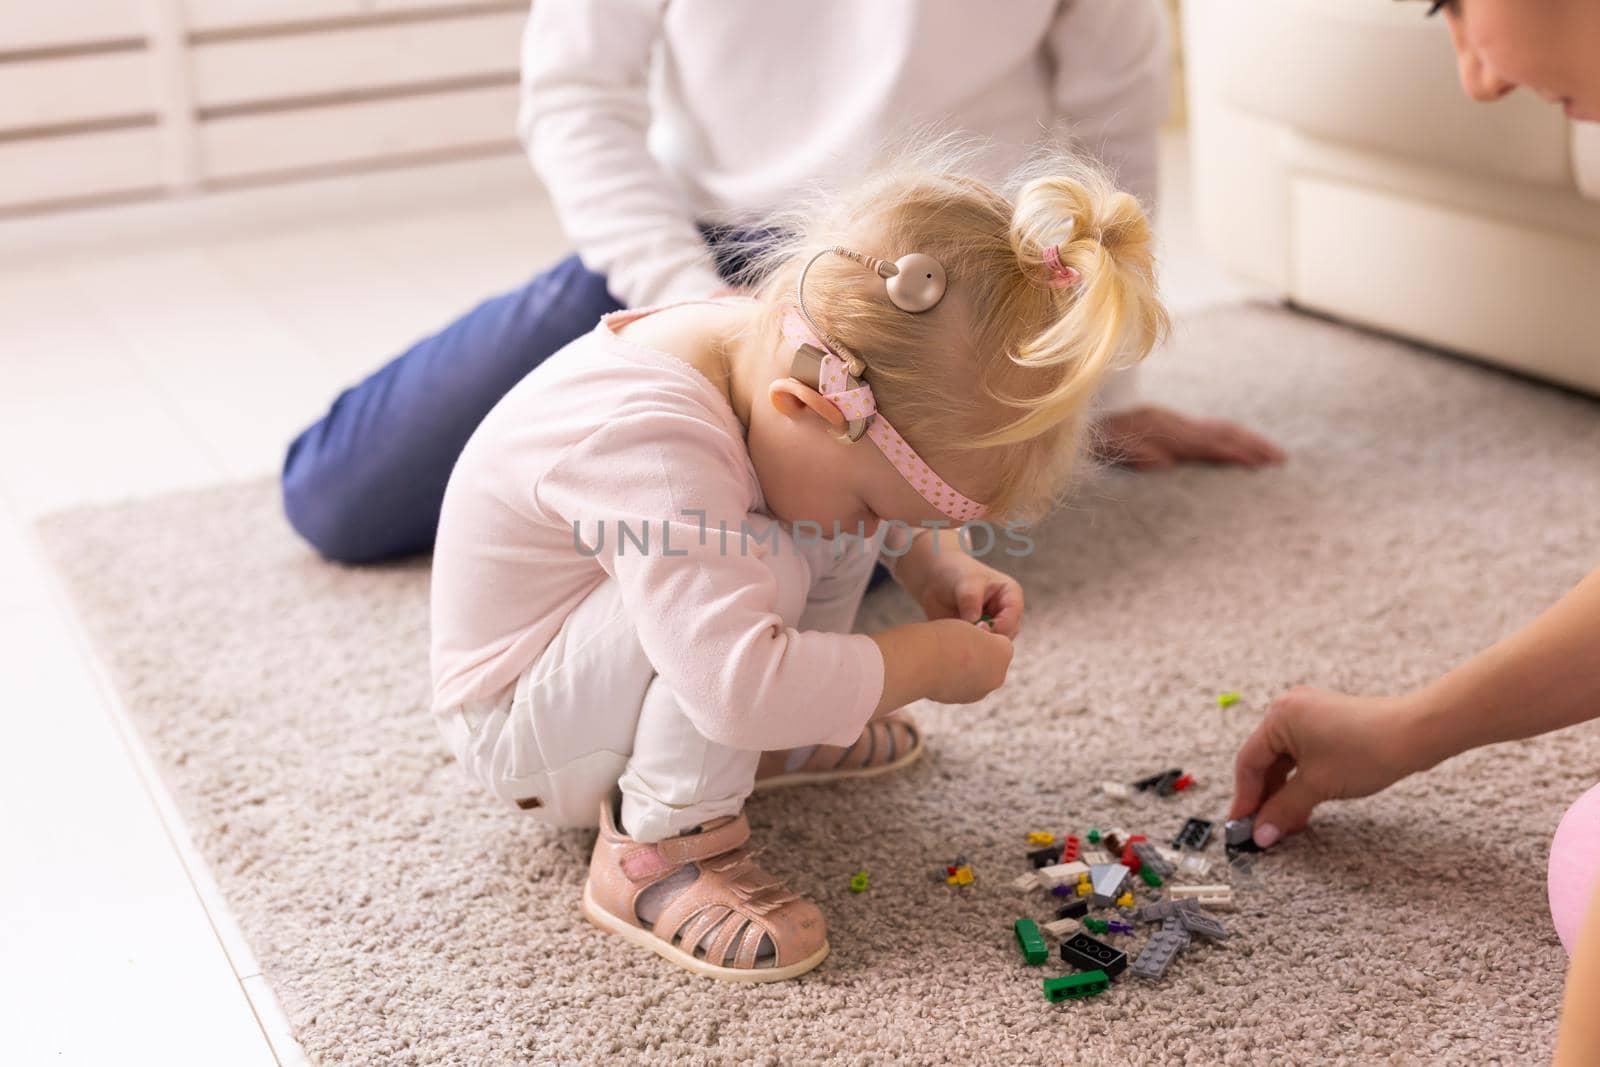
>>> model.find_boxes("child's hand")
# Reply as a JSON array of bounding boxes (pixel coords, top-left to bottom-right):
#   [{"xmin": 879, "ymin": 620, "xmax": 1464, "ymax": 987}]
[
  {"xmin": 869, "ymin": 618, "xmax": 1013, "ymax": 714},
  {"xmin": 911, "ymin": 546, "xmax": 1024, "ymax": 638},
  {"xmin": 923, "ymin": 619, "xmax": 1014, "ymax": 705},
  {"xmin": 1228, "ymin": 686, "xmax": 1424, "ymax": 848},
  {"xmin": 1097, "ymin": 405, "xmax": 1284, "ymax": 469}
]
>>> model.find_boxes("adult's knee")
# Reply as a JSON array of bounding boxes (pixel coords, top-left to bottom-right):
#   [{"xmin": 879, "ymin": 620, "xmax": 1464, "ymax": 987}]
[
  {"xmin": 280, "ymin": 424, "xmax": 412, "ymax": 563},
  {"xmin": 281, "ymin": 255, "xmax": 622, "ymax": 564}
]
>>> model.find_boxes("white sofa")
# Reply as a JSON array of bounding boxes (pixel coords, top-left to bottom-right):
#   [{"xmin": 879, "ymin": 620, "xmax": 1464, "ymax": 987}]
[{"xmin": 1182, "ymin": 0, "xmax": 1600, "ymax": 396}]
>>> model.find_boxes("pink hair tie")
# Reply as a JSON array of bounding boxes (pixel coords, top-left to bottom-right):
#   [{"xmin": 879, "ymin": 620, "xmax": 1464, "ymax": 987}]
[{"xmin": 1042, "ymin": 244, "xmax": 1079, "ymax": 288}]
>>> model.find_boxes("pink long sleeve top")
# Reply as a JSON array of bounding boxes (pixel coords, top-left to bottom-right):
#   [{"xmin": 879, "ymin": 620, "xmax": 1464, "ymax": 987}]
[{"xmin": 429, "ymin": 304, "xmax": 886, "ymax": 751}]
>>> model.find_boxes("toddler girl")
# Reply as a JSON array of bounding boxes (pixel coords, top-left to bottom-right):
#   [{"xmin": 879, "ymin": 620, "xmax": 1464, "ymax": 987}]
[{"xmin": 429, "ymin": 148, "xmax": 1167, "ymax": 981}]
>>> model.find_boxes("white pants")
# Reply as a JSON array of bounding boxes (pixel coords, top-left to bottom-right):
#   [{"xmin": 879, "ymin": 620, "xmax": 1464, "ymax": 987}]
[{"xmin": 435, "ymin": 514, "xmax": 877, "ymax": 842}]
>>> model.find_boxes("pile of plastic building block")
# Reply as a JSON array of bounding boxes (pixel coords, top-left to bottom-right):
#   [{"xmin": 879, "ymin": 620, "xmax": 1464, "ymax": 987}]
[{"xmin": 1010, "ymin": 816, "xmax": 1259, "ymax": 1001}]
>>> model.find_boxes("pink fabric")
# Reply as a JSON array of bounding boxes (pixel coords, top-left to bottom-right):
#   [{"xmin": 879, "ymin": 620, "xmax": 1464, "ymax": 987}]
[
  {"xmin": 779, "ymin": 309, "xmax": 989, "ymax": 523},
  {"xmin": 1549, "ymin": 781, "xmax": 1600, "ymax": 955},
  {"xmin": 430, "ymin": 300, "xmax": 884, "ymax": 752}
]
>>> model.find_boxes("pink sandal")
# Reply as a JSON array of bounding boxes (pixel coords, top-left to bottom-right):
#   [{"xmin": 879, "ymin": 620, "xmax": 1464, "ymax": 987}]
[
  {"xmin": 582, "ymin": 800, "xmax": 829, "ymax": 982},
  {"xmin": 753, "ymin": 711, "xmax": 923, "ymax": 791}
]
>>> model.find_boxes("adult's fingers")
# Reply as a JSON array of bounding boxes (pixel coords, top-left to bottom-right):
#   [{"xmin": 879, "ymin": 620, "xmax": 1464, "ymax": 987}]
[
  {"xmin": 1193, "ymin": 420, "xmax": 1271, "ymax": 467},
  {"xmin": 1245, "ymin": 428, "xmax": 1287, "ymax": 465},
  {"xmin": 1252, "ymin": 772, "xmax": 1324, "ymax": 847},
  {"xmin": 1230, "ymin": 717, "xmax": 1291, "ymax": 819},
  {"xmin": 1220, "ymin": 423, "xmax": 1286, "ymax": 466}
]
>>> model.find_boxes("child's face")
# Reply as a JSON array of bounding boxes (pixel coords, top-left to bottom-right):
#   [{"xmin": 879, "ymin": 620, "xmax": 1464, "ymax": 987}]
[
  {"xmin": 1441, "ymin": 0, "xmax": 1600, "ymax": 120},
  {"xmin": 746, "ymin": 344, "xmax": 984, "ymax": 538}
]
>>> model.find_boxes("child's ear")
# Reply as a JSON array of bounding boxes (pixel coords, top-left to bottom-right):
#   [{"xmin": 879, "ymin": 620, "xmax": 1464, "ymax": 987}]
[{"xmin": 769, "ymin": 379, "xmax": 847, "ymax": 431}]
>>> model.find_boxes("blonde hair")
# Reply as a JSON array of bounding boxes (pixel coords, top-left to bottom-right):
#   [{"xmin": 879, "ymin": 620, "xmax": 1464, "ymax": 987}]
[{"xmin": 741, "ymin": 141, "xmax": 1169, "ymax": 520}]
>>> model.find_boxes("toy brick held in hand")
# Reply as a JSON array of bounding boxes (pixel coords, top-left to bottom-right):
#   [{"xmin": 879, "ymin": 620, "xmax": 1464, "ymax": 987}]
[{"xmin": 1224, "ymin": 815, "xmax": 1264, "ymax": 858}]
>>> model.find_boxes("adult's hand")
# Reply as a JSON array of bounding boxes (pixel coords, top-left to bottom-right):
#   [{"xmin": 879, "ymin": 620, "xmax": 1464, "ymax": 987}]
[
  {"xmin": 1228, "ymin": 686, "xmax": 1424, "ymax": 848},
  {"xmin": 1096, "ymin": 405, "xmax": 1285, "ymax": 470}
]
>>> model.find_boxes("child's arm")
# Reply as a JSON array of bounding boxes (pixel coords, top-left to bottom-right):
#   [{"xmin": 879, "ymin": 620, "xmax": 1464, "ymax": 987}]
[
  {"xmin": 1555, "ymin": 875, "xmax": 1600, "ymax": 1066},
  {"xmin": 536, "ymin": 419, "xmax": 1016, "ymax": 752},
  {"xmin": 1230, "ymin": 566, "xmax": 1600, "ymax": 843},
  {"xmin": 871, "ymin": 619, "xmax": 1013, "ymax": 715},
  {"xmin": 865, "ymin": 526, "xmax": 1019, "ymax": 717}
]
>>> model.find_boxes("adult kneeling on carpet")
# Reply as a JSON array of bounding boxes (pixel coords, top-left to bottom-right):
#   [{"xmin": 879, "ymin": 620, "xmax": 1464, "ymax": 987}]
[{"xmin": 1228, "ymin": 4, "xmax": 1600, "ymax": 1064}]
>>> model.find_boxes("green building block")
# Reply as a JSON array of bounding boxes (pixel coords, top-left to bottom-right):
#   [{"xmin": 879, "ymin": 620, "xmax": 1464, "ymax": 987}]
[
  {"xmin": 1086, "ymin": 828, "xmax": 1101, "ymax": 844},
  {"xmin": 849, "ymin": 869, "xmax": 869, "ymax": 893},
  {"xmin": 1014, "ymin": 918, "xmax": 1048, "ymax": 965},
  {"xmin": 1043, "ymin": 970, "xmax": 1111, "ymax": 1002},
  {"xmin": 1217, "ymin": 691, "xmax": 1241, "ymax": 708},
  {"xmin": 1084, "ymin": 917, "xmax": 1109, "ymax": 934},
  {"xmin": 1139, "ymin": 866, "xmax": 1163, "ymax": 888}
]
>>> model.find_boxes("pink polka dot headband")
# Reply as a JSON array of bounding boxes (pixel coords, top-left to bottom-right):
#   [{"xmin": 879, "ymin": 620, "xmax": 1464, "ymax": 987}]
[{"xmin": 781, "ymin": 307, "xmax": 989, "ymax": 523}]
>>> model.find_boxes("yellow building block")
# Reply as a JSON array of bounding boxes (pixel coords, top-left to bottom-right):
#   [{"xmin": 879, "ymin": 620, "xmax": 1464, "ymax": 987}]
[
  {"xmin": 1115, "ymin": 891, "xmax": 1134, "ymax": 908},
  {"xmin": 946, "ymin": 865, "xmax": 974, "ymax": 886},
  {"xmin": 1026, "ymin": 831, "xmax": 1057, "ymax": 846}
]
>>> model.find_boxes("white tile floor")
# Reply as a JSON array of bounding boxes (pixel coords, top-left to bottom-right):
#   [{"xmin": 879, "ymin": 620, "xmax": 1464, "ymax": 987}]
[{"xmin": 0, "ymin": 133, "xmax": 1264, "ymax": 1065}]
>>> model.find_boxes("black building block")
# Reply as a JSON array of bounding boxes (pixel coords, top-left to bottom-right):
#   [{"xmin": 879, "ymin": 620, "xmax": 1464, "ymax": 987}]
[
  {"xmin": 1056, "ymin": 898, "xmax": 1089, "ymax": 920},
  {"xmin": 1171, "ymin": 817, "xmax": 1214, "ymax": 851},
  {"xmin": 1028, "ymin": 845, "xmax": 1065, "ymax": 868},
  {"xmin": 1060, "ymin": 932, "xmax": 1127, "ymax": 979}
]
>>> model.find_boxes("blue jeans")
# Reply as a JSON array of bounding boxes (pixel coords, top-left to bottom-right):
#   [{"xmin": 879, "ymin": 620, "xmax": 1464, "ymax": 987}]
[{"xmin": 282, "ymin": 228, "xmax": 767, "ymax": 562}]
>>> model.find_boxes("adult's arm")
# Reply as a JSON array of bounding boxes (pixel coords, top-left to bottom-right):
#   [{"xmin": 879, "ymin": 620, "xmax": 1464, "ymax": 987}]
[
  {"xmin": 1402, "ymin": 567, "xmax": 1600, "ymax": 766},
  {"xmin": 519, "ymin": 0, "xmax": 725, "ymax": 307},
  {"xmin": 1231, "ymin": 567, "xmax": 1600, "ymax": 841}
]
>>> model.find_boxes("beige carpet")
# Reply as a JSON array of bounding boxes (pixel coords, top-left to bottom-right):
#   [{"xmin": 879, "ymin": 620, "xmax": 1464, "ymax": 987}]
[{"xmin": 39, "ymin": 304, "xmax": 1600, "ymax": 1065}]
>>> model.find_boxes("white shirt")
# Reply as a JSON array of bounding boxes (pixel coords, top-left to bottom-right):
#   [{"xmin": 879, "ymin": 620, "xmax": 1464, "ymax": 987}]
[{"xmin": 518, "ymin": 0, "xmax": 1170, "ymax": 410}]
